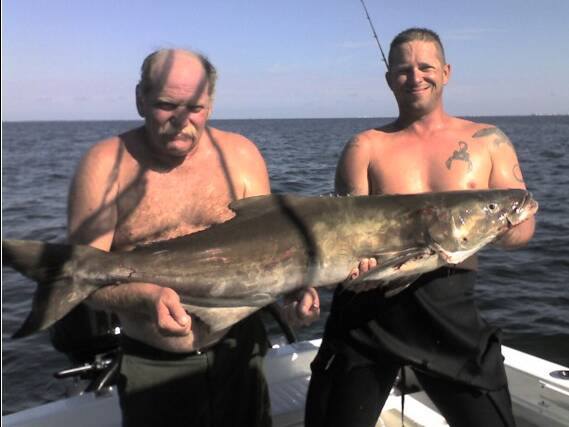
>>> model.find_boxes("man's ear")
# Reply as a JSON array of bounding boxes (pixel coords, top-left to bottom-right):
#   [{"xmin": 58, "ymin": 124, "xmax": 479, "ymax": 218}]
[
  {"xmin": 385, "ymin": 71, "xmax": 393, "ymax": 91},
  {"xmin": 443, "ymin": 63, "xmax": 451, "ymax": 86},
  {"xmin": 135, "ymin": 84, "xmax": 145, "ymax": 118}
]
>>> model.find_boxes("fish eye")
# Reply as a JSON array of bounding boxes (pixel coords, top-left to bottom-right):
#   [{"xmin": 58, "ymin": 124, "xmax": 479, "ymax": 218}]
[
  {"xmin": 462, "ymin": 237, "xmax": 468, "ymax": 243},
  {"xmin": 487, "ymin": 203, "xmax": 497, "ymax": 211}
]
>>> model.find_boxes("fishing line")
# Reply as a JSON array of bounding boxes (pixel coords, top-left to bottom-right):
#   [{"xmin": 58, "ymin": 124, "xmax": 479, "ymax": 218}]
[{"xmin": 359, "ymin": 0, "xmax": 389, "ymax": 70}]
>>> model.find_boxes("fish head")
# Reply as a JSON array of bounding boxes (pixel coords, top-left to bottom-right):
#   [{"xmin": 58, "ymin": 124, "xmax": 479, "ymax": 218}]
[{"xmin": 423, "ymin": 189, "xmax": 538, "ymax": 264}]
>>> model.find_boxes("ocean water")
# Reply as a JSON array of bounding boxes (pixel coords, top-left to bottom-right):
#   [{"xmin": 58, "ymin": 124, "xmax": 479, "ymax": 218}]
[{"xmin": 2, "ymin": 116, "xmax": 569, "ymax": 415}]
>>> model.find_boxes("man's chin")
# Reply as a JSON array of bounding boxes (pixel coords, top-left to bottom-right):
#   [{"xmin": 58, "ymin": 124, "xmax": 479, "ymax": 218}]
[
  {"xmin": 405, "ymin": 99, "xmax": 436, "ymax": 114},
  {"xmin": 166, "ymin": 139, "xmax": 198, "ymax": 155}
]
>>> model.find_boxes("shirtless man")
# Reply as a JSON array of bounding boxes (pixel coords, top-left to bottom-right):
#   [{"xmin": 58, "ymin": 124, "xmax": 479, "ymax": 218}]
[
  {"xmin": 305, "ymin": 28, "xmax": 535, "ymax": 427},
  {"xmin": 67, "ymin": 49, "xmax": 319, "ymax": 427}
]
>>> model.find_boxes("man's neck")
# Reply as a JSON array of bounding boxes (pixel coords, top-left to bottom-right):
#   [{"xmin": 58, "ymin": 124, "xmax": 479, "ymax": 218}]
[{"xmin": 394, "ymin": 106, "xmax": 450, "ymax": 136}]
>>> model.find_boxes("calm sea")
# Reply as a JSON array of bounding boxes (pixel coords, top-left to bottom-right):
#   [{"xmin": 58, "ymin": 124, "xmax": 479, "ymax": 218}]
[{"xmin": 2, "ymin": 117, "xmax": 568, "ymax": 415}]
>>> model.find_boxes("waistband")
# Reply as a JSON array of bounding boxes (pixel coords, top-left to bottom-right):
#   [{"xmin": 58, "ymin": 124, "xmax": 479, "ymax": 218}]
[{"xmin": 120, "ymin": 334, "xmax": 206, "ymax": 361}]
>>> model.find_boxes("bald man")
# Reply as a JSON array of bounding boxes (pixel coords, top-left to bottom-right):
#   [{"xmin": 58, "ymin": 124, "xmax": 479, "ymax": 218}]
[{"xmin": 66, "ymin": 49, "xmax": 319, "ymax": 427}]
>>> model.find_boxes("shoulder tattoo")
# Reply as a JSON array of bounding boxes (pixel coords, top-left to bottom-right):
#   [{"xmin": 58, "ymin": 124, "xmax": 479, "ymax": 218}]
[
  {"xmin": 346, "ymin": 136, "xmax": 363, "ymax": 150},
  {"xmin": 472, "ymin": 127, "xmax": 514, "ymax": 149},
  {"xmin": 446, "ymin": 141, "xmax": 473, "ymax": 171}
]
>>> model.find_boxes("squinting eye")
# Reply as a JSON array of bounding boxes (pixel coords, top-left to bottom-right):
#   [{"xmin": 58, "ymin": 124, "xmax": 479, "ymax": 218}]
[{"xmin": 155, "ymin": 102, "xmax": 177, "ymax": 111}]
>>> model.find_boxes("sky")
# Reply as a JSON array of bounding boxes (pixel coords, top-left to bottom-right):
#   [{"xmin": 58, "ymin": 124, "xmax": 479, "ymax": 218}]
[{"xmin": 2, "ymin": 0, "xmax": 568, "ymax": 121}]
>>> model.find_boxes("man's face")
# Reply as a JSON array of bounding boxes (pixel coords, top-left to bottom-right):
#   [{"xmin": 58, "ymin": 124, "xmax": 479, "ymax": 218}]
[
  {"xmin": 386, "ymin": 40, "xmax": 450, "ymax": 114},
  {"xmin": 138, "ymin": 53, "xmax": 212, "ymax": 161}
]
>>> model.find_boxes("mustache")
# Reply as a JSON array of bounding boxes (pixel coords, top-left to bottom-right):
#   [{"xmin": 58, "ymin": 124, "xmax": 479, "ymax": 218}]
[{"xmin": 161, "ymin": 124, "xmax": 198, "ymax": 140}]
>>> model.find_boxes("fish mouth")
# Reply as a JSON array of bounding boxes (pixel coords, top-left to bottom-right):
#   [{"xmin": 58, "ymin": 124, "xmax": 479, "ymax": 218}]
[{"xmin": 508, "ymin": 192, "xmax": 538, "ymax": 227}]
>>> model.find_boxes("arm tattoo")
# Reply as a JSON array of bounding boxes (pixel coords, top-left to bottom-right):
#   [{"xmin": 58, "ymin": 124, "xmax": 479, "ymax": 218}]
[
  {"xmin": 513, "ymin": 164, "xmax": 524, "ymax": 183},
  {"xmin": 446, "ymin": 141, "xmax": 473, "ymax": 171},
  {"xmin": 472, "ymin": 127, "xmax": 514, "ymax": 149}
]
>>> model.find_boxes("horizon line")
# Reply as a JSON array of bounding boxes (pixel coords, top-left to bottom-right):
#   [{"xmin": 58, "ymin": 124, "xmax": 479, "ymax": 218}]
[{"xmin": 3, "ymin": 113, "xmax": 568, "ymax": 124}]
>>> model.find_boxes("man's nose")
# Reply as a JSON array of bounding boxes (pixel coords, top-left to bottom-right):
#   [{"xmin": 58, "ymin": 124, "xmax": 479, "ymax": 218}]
[
  {"xmin": 409, "ymin": 68, "xmax": 423, "ymax": 83},
  {"xmin": 171, "ymin": 106, "xmax": 191, "ymax": 128}
]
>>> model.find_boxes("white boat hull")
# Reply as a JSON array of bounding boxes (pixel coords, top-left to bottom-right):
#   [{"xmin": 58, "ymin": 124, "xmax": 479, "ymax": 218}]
[{"xmin": 4, "ymin": 341, "xmax": 568, "ymax": 427}]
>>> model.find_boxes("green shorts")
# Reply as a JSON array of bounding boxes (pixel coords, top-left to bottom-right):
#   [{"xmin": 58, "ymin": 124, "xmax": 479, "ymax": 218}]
[{"xmin": 117, "ymin": 314, "xmax": 271, "ymax": 427}]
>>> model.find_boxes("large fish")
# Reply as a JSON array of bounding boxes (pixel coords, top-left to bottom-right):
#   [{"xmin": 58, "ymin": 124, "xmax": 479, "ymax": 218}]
[{"xmin": 3, "ymin": 189, "xmax": 537, "ymax": 346}]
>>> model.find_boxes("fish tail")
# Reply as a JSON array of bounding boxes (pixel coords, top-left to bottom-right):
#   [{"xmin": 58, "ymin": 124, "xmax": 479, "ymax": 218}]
[{"xmin": 2, "ymin": 239, "xmax": 104, "ymax": 338}]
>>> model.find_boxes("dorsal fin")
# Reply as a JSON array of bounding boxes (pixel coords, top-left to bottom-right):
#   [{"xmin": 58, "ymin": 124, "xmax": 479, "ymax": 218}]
[{"xmin": 228, "ymin": 194, "xmax": 312, "ymax": 220}]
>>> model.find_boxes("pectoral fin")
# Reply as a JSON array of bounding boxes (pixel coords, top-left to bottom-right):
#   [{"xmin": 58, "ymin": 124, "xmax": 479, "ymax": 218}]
[
  {"xmin": 343, "ymin": 247, "xmax": 440, "ymax": 296},
  {"xmin": 382, "ymin": 274, "xmax": 422, "ymax": 297}
]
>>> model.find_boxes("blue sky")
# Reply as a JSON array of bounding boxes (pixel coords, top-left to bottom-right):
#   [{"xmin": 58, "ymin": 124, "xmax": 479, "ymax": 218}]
[{"xmin": 2, "ymin": 0, "xmax": 568, "ymax": 120}]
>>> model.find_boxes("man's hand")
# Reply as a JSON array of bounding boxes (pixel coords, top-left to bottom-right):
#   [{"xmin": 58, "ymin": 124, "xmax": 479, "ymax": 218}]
[
  {"xmin": 348, "ymin": 258, "xmax": 377, "ymax": 280},
  {"xmin": 283, "ymin": 288, "xmax": 320, "ymax": 327},
  {"xmin": 343, "ymin": 257, "xmax": 386, "ymax": 293},
  {"xmin": 149, "ymin": 287, "xmax": 193, "ymax": 337}
]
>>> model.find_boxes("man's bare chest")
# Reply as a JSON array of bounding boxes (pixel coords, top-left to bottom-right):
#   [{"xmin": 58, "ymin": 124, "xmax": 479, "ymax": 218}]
[
  {"xmin": 113, "ymin": 171, "xmax": 236, "ymax": 248},
  {"xmin": 370, "ymin": 137, "xmax": 492, "ymax": 193}
]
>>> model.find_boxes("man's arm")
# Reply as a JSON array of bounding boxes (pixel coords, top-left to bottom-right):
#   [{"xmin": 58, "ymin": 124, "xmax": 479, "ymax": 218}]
[
  {"xmin": 484, "ymin": 127, "xmax": 536, "ymax": 248},
  {"xmin": 336, "ymin": 132, "xmax": 386, "ymax": 282},
  {"xmin": 238, "ymin": 138, "xmax": 271, "ymax": 198},
  {"xmin": 335, "ymin": 135, "xmax": 372, "ymax": 196},
  {"xmin": 68, "ymin": 139, "xmax": 191, "ymax": 335}
]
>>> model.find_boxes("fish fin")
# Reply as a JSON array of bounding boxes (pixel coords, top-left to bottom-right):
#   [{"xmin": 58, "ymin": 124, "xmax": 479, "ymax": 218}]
[
  {"xmin": 342, "ymin": 247, "xmax": 437, "ymax": 295},
  {"xmin": 383, "ymin": 274, "xmax": 422, "ymax": 297},
  {"xmin": 369, "ymin": 247, "xmax": 434, "ymax": 268},
  {"xmin": 228, "ymin": 194, "xmax": 273, "ymax": 211},
  {"xmin": 182, "ymin": 304, "xmax": 259, "ymax": 334},
  {"xmin": 3, "ymin": 239, "xmax": 102, "ymax": 338},
  {"xmin": 342, "ymin": 274, "xmax": 421, "ymax": 296},
  {"xmin": 350, "ymin": 248, "xmax": 432, "ymax": 283},
  {"xmin": 229, "ymin": 194, "xmax": 309, "ymax": 219}
]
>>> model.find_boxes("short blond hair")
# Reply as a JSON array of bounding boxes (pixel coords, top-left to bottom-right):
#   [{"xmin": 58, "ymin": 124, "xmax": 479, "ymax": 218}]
[{"xmin": 388, "ymin": 28, "xmax": 446, "ymax": 66}]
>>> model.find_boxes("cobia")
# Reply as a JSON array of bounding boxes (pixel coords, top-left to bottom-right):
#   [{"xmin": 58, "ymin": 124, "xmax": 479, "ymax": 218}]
[{"xmin": 2, "ymin": 189, "xmax": 537, "ymax": 348}]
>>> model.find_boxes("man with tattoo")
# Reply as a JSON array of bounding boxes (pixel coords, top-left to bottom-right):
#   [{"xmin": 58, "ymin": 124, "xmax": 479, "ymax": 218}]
[{"xmin": 305, "ymin": 28, "xmax": 535, "ymax": 427}]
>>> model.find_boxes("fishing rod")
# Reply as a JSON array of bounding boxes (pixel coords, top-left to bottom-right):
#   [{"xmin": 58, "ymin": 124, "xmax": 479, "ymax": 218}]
[{"xmin": 359, "ymin": 0, "xmax": 389, "ymax": 70}]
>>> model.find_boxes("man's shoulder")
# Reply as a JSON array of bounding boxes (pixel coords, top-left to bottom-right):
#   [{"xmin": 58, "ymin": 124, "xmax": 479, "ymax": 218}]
[
  {"xmin": 206, "ymin": 126, "xmax": 249, "ymax": 145},
  {"xmin": 458, "ymin": 120, "xmax": 513, "ymax": 150},
  {"xmin": 205, "ymin": 126, "xmax": 269, "ymax": 196},
  {"xmin": 80, "ymin": 128, "xmax": 138, "ymax": 168},
  {"xmin": 89, "ymin": 127, "xmax": 140, "ymax": 153},
  {"xmin": 452, "ymin": 117, "xmax": 502, "ymax": 137},
  {"xmin": 81, "ymin": 136, "xmax": 119, "ymax": 163},
  {"xmin": 349, "ymin": 125, "xmax": 393, "ymax": 146},
  {"xmin": 207, "ymin": 126, "xmax": 251, "ymax": 142},
  {"xmin": 207, "ymin": 126, "xmax": 261, "ymax": 155}
]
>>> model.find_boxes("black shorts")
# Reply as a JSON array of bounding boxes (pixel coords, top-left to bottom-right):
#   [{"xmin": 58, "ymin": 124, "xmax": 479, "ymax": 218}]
[
  {"xmin": 305, "ymin": 268, "xmax": 516, "ymax": 427},
  {"xmin": 305, "ymin": 350, "xmax": 515, "ymax": 427}
]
